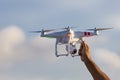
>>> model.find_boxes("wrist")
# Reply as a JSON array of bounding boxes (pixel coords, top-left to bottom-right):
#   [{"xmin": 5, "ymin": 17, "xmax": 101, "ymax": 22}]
[{"xmin": 84, "ymin": 56, "xmax": 92, "ymax": 63}]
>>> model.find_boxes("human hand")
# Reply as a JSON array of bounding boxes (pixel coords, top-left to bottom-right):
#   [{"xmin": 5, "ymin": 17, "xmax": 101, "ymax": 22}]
[{"xmin": 78, "ymin": 41, "xmax": 91, "ymax": 62}]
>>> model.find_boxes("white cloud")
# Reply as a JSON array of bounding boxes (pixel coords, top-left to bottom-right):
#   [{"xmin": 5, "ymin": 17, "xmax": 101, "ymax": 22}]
[
  {"xmin": 93, "ymin": 49, "xmax": 120, "ymax": 69},
  {"xmin": 0, "ymin": 26, "xmax": 25, "ymax": 54},
  {"xmin": 0, "ymin": 26, "xmax": 58, "ymax": 69},
  {"xmin": 0, "ymin": 26, "xmax": 25, "ymax": 58},
  {"xmin": 28, "ymin": 36, "xmax": 58, "ymax": 63},
  {"xmin": 0, "ymin": 26, "xmax": 61, "ymax": 80},
  {"xmin": 93, "ymin": 49, "xmax": 120, "ymax": 79},
  {"xmin": 0, "ymin": 26, "xmax": 25, "ymax": 68}
]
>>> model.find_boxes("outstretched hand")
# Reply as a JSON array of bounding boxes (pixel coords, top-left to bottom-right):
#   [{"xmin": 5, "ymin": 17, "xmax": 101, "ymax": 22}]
[
  {"xmin": 78, "ymin": 41, "xmax": 110, "ymax": 80},
  {"xmin": 78, "ymin": 41, "xmax": 91, "ymax": 62}
]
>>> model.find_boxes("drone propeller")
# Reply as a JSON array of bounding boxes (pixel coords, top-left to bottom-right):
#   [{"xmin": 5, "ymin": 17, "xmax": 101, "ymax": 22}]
[
  {"xmin": 29, "ymin": 29, "xmax": 58, "ymax": 33},
  {"xmin": 64, "ymin": 26, "xmax": 76, "ymax": 29},
  {"xmin": 29, "ymin": 31, "xmax": 42, "ymax": 33},
  {"xmin": 87, "ymin": 27, "xmax": 113, "ymax": 31},
  {"xmin": 58, "ymin": 26, "xmax": 76, "ymax": 31},
  {"xmin": 29, "ymin": 26, "xmax": 76, "ymax": 33}
]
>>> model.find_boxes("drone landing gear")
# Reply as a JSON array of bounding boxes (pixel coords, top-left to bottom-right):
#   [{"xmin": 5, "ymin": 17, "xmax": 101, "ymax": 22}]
[
  {"xmin": 71, "ymin": 54, "xmax": 79, "ymax": 57},
  {"xmin": 55, "ymin": 43, "xmax": 69, "ymax": 57},
  {"xmin": 55, "ymin": 42, "xmax": 80, "ymax": 57}
]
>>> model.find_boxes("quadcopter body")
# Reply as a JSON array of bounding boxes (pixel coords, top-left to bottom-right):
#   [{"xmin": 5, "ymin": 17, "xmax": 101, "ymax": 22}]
[{"xmin": 31, "ymin": 27, "xmax": 112, "ymax": 57}]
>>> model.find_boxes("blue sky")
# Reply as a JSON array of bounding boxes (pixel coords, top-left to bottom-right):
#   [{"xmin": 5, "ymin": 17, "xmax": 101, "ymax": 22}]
[{"xmin": 0, "ymin": 0, "xmax": 120, "ymax": 80}]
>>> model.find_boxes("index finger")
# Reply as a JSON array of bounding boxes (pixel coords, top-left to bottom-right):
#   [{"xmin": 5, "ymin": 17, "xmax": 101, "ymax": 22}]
[{"xmin": 78, "ymin": 41, "xmax": 84, "ymax": 55}]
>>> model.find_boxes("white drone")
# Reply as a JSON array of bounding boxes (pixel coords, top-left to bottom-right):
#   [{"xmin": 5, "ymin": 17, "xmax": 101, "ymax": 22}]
[{"xmin": 31, "ymin": 26, "xmax": 112, "ymax": 57}]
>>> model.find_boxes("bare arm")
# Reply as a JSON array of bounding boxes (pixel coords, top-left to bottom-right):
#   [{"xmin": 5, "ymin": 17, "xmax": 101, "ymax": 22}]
[{"xmin": 78, "ymin": 41, "xmax": 110, "ymax": 80}]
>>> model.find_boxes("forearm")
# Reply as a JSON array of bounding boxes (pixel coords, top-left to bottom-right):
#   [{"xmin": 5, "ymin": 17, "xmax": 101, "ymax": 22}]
[{"xmin": 84, "ymin": 58, "xmax": 110, "ymax": 80}]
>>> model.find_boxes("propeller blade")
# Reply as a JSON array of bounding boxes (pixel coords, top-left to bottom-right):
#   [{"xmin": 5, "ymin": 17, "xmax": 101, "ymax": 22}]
[
  {"xmin": 86, "ymin": 27, "xmax": 113, "ymax": 31},
  {"xmin": 29, "ymin": 29, "xmax": 59, "ymax": 33},
  {"xmin": 95, "ymin": 28, "xmax": 113, "ymax": 31},
  {"xmin": 58, "ymin": 26, "xmax": 76, "ymax": 30},
  {"xmin": 45, "ymin": 26, "xmax": 76, "ymax": 31},
  {"xmin": 29, "ymin": 31, "xmax": 42, "ymax": 33},
  {"xmin": 44, "ymin": 30, "xmax": 53, "ymax": 32},
  {"xmin": 29, "ymin": 26, "xmax": 76, "ymax": 33},
  {"xmin": 44, "ymin": 28, "xmax": 63, "ymax": 32}
]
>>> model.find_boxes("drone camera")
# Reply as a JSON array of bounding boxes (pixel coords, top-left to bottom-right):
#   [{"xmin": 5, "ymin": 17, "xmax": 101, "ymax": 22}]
[
  {"xmin": 70, "ymin": 45, "xmax": 77, "ymax": 54},
  {"xmin": 72, "ymin": 49, "xmax": 77, "ymax": 54}
]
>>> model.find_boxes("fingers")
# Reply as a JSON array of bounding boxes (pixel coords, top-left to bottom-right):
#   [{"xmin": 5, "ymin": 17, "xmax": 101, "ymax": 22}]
[
  {"xmin": 79, "ymin": 41, "xmax": 86, "ymax": 61},
  {"xmin": 80, "ymin": 42, "xmax": 84, "ymax": 51},
  {"xmin": 78, "ymin": 41, "xmax": 83, "ymax": 55},
  {"xmin": 79, "ymin": 41, "xmax": 90, "ymax": 61},
  {"xmin": 79, "ymin": 41, "xmax": 89, "ymax": 55},
  {"xmin": 78, "ymin": 41, "xmax": 85, "ymax": 56},
  {"xmin": 84, "ymin": 41, "xmax": 90, "ymax": 52}
]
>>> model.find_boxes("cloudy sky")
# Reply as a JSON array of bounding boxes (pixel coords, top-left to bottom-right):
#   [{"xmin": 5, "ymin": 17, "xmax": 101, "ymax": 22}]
[{"xmin": 0, "ymin": 0, "xmax": 120, "ymax": 80}]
